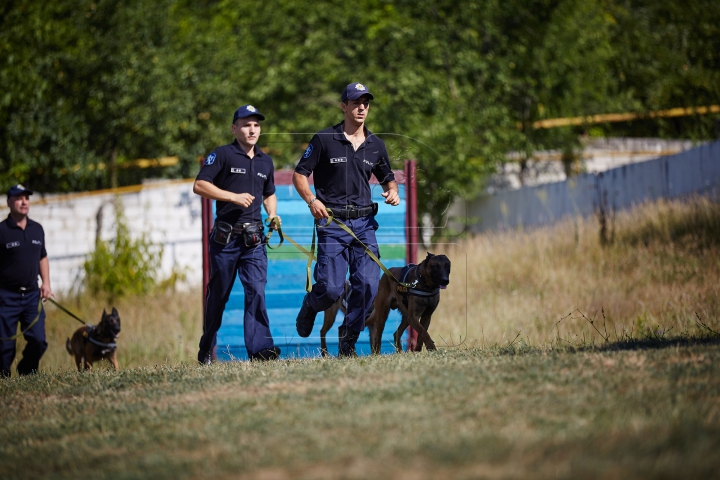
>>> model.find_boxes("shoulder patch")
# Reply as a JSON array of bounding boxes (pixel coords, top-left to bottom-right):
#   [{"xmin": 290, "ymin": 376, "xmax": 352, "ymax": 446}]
[
  {"xmin": 204, "ymin": 153, "xmax": 216, "ymax": 166},
  {"xmin": 302, "ymin": 144, "xmax": 313, "ymax": 159}
]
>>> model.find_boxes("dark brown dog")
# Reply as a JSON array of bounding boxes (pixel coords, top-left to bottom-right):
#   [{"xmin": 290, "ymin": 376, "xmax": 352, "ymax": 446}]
[
  {"xmin": 365, "ymin": 252, "xmax": 450, "ymax": 354},
  {"xmin": 66, "ymin": 308, "xmax": 121, "ymax": 371}
]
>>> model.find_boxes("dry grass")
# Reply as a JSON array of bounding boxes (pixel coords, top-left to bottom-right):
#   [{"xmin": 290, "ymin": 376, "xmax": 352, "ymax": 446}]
[
  {"xmin": 13, "ymin": 291, "xmax": 203, "ymax": 373},
  {"xmin": 10, "ymin": 195, "xmax": 720, "ymax": 374},
  {"xmin": 432, "ymin": 195, "xmax": 720, "ymax": 349}
]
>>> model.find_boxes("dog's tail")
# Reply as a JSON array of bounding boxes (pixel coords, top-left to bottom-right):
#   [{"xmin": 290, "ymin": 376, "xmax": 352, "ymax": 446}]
[{"xmin": 65, "ymin": 338, "xmax": 72, "ymax": 355}]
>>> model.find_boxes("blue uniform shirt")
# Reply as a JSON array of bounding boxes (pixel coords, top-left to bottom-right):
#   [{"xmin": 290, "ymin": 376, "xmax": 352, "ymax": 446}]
[
  {"xmin": 295, "ymin": 122, "xmax": 395, "ymax": 207},
  {"xmin": 196, "ymin": 140, "xmax": 276, "ymax": 224},
  {"xmin": 0, "ymin": 215, "xmax": 47, "ymax": 291}
]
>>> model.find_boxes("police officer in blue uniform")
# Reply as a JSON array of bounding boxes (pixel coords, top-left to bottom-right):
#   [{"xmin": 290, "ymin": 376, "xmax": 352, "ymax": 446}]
[
  {"xmin": 1, "ymin": 184, "xmax": 54, "ymax": 377},
  {"xmin": 194, "ymin": 105, "xmax": 281, "ymax": 363},
  {"xmin": 293, "ymin": 82, "xmax": 400, "ymax": 356}
]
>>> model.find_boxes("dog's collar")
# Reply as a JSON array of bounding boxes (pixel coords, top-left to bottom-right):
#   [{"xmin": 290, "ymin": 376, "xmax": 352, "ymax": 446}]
[
  {"xmin": 402, "ymin": 264, "xmax": 440, "ymax": 297},
  {"xmin": 87, "ymin": 326, "xmax": 118, "ymax": 350}
]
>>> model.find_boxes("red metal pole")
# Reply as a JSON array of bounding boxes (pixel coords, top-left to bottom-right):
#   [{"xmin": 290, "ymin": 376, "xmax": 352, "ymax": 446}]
[
  {"xmin": 201, "ymin": 196, "xmax": 216, "ymax": 360},
  {"xmin": 404, "ymin": 160, "xmax": 419, "ymax": 351}
]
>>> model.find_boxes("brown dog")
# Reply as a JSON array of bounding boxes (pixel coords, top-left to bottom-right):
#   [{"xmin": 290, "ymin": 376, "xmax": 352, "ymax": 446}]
[
  {"xmin": 66, "ymin": 308, "xmax": 121, "ymax": 371},
  {"xmin": 365, "ymin": 253, "xmax": 451, "ymax": 354}
]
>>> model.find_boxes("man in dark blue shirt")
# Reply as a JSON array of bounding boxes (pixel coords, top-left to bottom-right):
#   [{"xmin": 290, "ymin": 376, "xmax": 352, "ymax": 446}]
[
  {"xmin": 293, "ymin": 82, "xmax": 400, "ymax": 356},
  {"xmin": 0, "ymin": 184, "xmax": 53, "ymax": 377},
  {"xmin": 194, "ymin": 105, "xmax": 282, "ymax": 363}
]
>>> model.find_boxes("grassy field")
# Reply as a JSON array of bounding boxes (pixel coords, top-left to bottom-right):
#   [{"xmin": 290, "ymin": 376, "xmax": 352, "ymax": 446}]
[
  {"xmin": 2, "ymin": 343, "xmax": 720, "ymax": 479},
  {"xmin": 2, "ymin": 196, "xmax": 720, "ymax": 478}
]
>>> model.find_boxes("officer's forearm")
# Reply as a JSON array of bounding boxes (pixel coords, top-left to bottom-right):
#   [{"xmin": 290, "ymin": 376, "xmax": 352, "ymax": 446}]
[
  {"xmin": 292, "ymin": 172, "xmax": 315, "ymax": 204},
  {"xmin": 263, "ymin": 194, "xmax": 278, "ymax": 217},
  {"xmin": 193, "ymin": 179, "xmax": 242, "ymax": 203},
  {"xmin": 382, "ymin": 180, "xmax": 399, "ymax": 195},
  {"xmin": 39, "ymin": 256, "xmax": 51, "ymax": 290}
]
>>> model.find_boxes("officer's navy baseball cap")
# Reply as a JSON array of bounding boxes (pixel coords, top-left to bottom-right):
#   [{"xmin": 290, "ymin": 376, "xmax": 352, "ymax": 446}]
[
  {"xmin": 341, "ymin": 82, "xmax": 375, "ymax": 103},
  {"xmin": 232, "ymin": 104, "xmax": 265, "ymax": 123},
  {"xmin": 7, "ymin": 184, "xmax": 33, "ymax": 197}
]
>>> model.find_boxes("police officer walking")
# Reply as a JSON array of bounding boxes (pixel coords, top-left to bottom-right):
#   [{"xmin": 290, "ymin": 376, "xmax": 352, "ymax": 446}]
[
  {"xmin": 1, "ymin": 184, "xmax": 53, "ymax": 377},
  {"xmin": 194, "ymin": 105, "xmax": 282, "ymax": 364},
  {"xmin": 293, "ymin": 82, "xmax": 400, "ymax": 356}
]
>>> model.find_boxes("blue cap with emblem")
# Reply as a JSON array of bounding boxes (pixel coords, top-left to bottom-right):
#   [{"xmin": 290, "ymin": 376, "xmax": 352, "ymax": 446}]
[
  {"xmin": 232, "ymin": 104, "xmax": 265, "ymax": 123},
  {"xmin": 7, "ymin": 184, "xmax": 33, "ymax": 197},
  {"xmin": 341, "ymin": 82, "xmax": 375, "ymax": 103}
]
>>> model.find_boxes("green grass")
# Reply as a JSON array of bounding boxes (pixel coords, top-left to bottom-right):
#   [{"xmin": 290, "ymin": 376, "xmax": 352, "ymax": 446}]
[
  {"xmin": 3, "ymin": 195, "xmax": 720, "ymax": 478},
  {"xmin": 2, "ymin": 342, "xmax": 720, "ymax": 479}
]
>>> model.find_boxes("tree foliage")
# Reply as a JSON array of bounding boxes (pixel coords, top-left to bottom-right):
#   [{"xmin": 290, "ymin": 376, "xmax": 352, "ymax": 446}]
[{"xmin": 1, "ymin": 0, "xmax": 719, "ymax": 225}]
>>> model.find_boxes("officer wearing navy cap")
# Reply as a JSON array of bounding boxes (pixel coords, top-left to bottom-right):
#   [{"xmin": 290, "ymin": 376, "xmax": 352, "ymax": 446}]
[
  {"xmin": 293, "ymin": 82, "xmax": 400, "ymax": 356},
  {"xmin": 1, "ymin": 184, "xmax": 53, "ymax": 377},
  {"xmin": 194, "ymin": 105, "xmax": 282, "ymax": 363}
]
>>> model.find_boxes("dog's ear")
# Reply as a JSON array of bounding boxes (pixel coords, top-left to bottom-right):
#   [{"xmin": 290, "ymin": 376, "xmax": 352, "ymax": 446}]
[
  {"xmin": 426, "ymin": 252, "xmax": 434, "ymax": 258},
  {"xmin": 112, "ymin": 307, "xmax": 118, "ymax": 317},
  {"xmin": 102, "ymin": 308, "xmax": 107, "ymax": 318}
]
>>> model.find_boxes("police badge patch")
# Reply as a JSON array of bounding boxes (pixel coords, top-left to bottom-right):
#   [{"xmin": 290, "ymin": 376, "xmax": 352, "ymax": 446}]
[
  {"xmin": 302, "ymin": 144, "xmax": 314, "ymax": 159},
  {"xmin": 204, "ymin": 153, "xmax": 216, "ymax": 166}
]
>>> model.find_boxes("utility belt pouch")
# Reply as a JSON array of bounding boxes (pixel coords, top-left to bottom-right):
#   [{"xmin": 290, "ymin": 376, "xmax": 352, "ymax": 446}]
[
  {"xmin": 371, "ymin": 202, "xmax": 379, "ymax": 216},
  {"xmin": 212, "ymin": 221, "xmax": 233, "ymax": 245},
  {"xmin": 242, "ymin": 223, "xmax": 263, "ymax": 247}
]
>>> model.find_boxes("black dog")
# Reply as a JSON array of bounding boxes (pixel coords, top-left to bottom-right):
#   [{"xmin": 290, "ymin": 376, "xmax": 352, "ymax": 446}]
[
  {"xmin": 66, "ymin": 308, "xmax": 122, "ymax": 371},
  {"xmin": 365, "ymin": 253, "xmax": 450, "ymax": 353}
]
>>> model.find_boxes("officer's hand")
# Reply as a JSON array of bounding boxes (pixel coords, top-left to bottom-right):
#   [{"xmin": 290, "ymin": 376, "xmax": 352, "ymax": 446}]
[
  {"xmin": 40, "ymin": 284, "xmax": 54, "ymax": 301},
  {"xmin": 231, "ymin": 193, "xmax": 255, "ymax": 208},
  {"xmin": 309, "ymin": 199, "xmax": 328, "ymax": 220},
  {"xmin": 382, "ymin": 189, "xmax": 400, "ymax": 206},
  {"xmin": 267, "ymin": 216, "xmax": 282, "ymax": 230}
]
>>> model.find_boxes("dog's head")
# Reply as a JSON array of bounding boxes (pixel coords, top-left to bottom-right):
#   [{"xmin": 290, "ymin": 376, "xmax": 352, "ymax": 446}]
[
  {"xmin": 98, "ymin": 307, "xmax": 121, "ymax": 340},
  {"xmin": 419, "ymin": 252, "xmax": 451, "ymax": 289}
]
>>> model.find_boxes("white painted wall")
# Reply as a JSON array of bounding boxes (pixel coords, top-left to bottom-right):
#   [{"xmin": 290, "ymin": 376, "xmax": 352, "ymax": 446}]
[{"xmin": 1, "ymin": 179, "xmax": 203, "ymax": 295}]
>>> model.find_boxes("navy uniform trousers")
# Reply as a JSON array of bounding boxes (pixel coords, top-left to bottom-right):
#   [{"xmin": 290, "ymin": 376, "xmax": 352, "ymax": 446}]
[
  {"xmin": 0, "ymin": 288, "xmax": 48, "ymax": 377},
  {"xmin": 307, "ymin": 215, "xmax": 381, "ymax": 333},
  {"xmin": 200, "ymin": 233, "xmax": 276, "ymax": 357}
]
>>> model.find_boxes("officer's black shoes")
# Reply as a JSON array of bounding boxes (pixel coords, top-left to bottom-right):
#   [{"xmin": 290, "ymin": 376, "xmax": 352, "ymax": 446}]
[
  {"xmin": 296, "ymin": 295, "xmax": 318, "ymax": 338},
  {"xmin": 250, "ymin": 346, "xmax": 281, "ymax": 361},
  {"xmin": 338, "ymin": 325, "xmax": 360, "ymax": 358},
  {"xmin": 198, "ymin": 350, "xmax": 213, "ymax": 366}
]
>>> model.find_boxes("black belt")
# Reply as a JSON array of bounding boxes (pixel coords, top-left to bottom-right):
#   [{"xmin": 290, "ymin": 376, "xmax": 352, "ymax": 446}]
[
  {"xmin": 0, "ymin": 286, "xmax": 38, "ymax": 294},
  {"xmin": 230, "ymin": 221, "xmax": 263, "ymax": 234},
  {"xmin": 328, "ymin": 203, "xmax": 377, "ymax": 220}
]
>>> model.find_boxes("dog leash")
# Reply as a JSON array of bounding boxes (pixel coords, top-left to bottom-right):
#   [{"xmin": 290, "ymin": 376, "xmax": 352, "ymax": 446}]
[
  {"xmin": 47, "ymin": 298, "xmax": 92, "ymax": 327},
  {"xmin": 265, "ymin": 216, "xmax": 318, "ymax": 292}
]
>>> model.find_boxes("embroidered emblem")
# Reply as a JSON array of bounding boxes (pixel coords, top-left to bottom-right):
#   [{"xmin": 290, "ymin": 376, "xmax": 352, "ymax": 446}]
[
  {"xmin": 363, "ymin": 159, "xmax": 373, "ymax": 166},
  {"xmin": 355, "ymin": 83, "xmax": 366, "ymax": 91},
  {"xmin": 247, "ymin": 105, "xmax": 256, "ymax": 112},
  {"xmin": 257, "ymin": 172, "xmax": 267, "ymax": 179},
  {"xmin": 303, "ymin": 144, "xmax": 314, "ymax": 159},
  {"xmin": 330, "ymin": 157, "xmax": 347, "ymax": 164},
  {"xmin": 204, "ymin": 153, "xmax": 216, "ymax": 166},
  {"xmin": 231, "ymin": 168, "xmax": 246, "ymax": 174},
  {"xmin": 32, "ymin": 240, "xmax": 42, "ymax": 245}
]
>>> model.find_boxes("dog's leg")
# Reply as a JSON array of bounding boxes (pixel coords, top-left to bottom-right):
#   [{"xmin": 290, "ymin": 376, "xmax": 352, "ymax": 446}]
[
  {"xmin": 320, "ymin": 305, "xmax": 339, "ymax": 357},
  {"xmin": 418, "ymin": 311, "xmax": 437, "ymax": 351},
  {"xmin": 366, "ymin": 278, "xmax": 392, "ymax": 355},
  {"xmin": 393, "ymin": 314, "xmax": 409, "ymax": 353},
  {"xmin": 74, "ymin": 353, "xmax": 83, "ymax": 372},
  {"xmin": 108, "ymin": 351, "xmax": 119, "ymax": 371},
  {"xmin": 404, "ymin": 305, "xmax": 432, "ymax": 353}
]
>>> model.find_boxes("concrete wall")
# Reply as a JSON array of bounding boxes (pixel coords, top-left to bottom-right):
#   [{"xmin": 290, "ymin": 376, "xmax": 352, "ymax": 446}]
[
  {"xmin": 1, "ymin": 179, "xmax": 203, "ymax": 294},
  {"xmin": 454, "ymin": 140, "xmax": 720, "ymax": 233}
]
